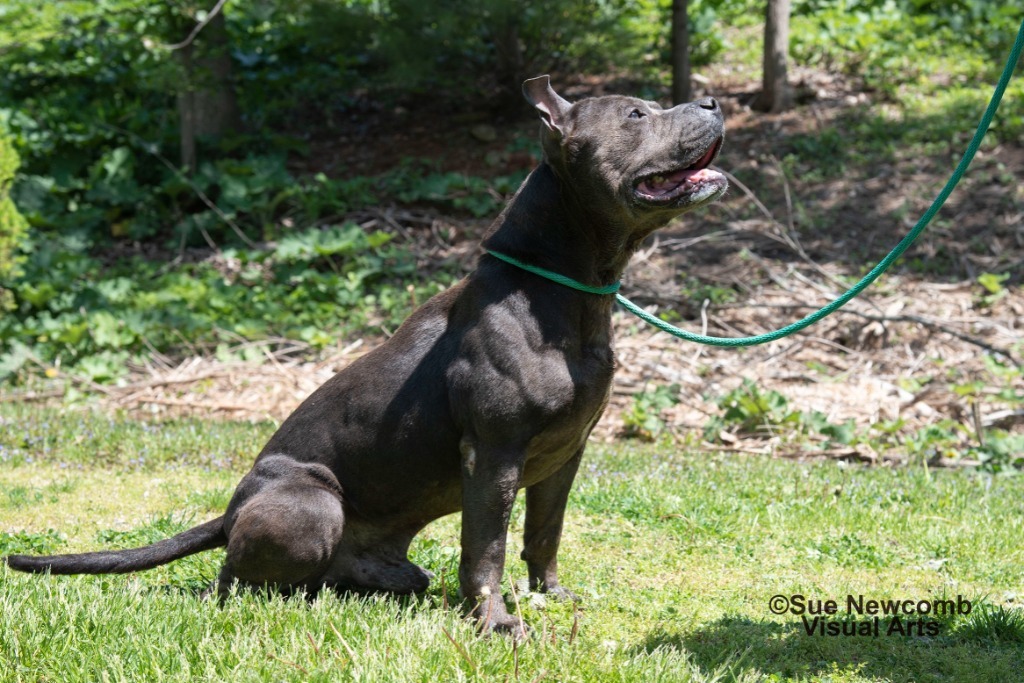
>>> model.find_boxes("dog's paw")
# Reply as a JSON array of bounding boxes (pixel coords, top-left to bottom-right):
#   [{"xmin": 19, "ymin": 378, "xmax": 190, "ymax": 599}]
[
  {"xmin": 200, "ymin": 579, "xmax": 231, "ymax": 603},
  {"xmin": 542, "ymin": 584, "xmax": 581, "ymax": 603},
  {"xmin": 480, "ymin": 613, "xmax": 530, "ymax": 641},
  {"xmin": 529, "ymin": 579, "xmax": 581, "ymax": 603},
  {"xmin": 468, "ymin": 593, "xmax": 530, "ymax": 640}
]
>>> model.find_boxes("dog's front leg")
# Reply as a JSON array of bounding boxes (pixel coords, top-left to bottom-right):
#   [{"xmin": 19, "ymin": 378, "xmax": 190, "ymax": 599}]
[
  {"xmin": 458, "ymin": 438, "xmax": 526, "ymax": 638},
  {"xmin": 522, "ymin": 447, "xmax": 582, "ymax": 601}
]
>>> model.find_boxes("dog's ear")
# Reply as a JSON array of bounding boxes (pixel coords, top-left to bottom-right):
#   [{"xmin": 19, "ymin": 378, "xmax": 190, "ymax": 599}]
[{"xmin": 522, "ymin": 75, "xmax": 571, "ymax": 138}]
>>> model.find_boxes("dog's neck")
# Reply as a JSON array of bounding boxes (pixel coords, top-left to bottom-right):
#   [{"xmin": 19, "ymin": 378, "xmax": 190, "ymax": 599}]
[{"xmin": 482, "ymin": 163, "xmax": 646, "ymax": 288}]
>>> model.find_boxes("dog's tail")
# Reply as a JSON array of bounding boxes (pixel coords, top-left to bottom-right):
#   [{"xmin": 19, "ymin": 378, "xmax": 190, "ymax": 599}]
[{"xmin": 3, "ymin": 516, "xmax": 227, "ymax": 575}]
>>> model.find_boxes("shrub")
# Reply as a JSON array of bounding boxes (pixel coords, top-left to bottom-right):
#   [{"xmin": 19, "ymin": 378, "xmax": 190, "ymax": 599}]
[{"xmin": 0, "ymin": 133, "xmax": 28, "ymax": 310}]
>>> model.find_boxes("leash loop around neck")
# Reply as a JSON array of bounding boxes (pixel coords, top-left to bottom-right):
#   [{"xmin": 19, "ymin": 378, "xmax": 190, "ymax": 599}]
[
  {"xmin": 485, "ymin": 249, "xmax": 621, "ymax": 295},
  {"xmin": 486, "ymin": 18, "xmax": 1024, "ymax": 348}
]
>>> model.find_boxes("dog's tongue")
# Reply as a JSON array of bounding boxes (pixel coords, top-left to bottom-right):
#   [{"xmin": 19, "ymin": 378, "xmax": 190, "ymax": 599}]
[
  {"xmin": 639, "ymin": 141, "xmax": 721, "ymax": 197},
  {"xmin": 639, "ymin": 167, "xmax": 717, "ymax": 197}
]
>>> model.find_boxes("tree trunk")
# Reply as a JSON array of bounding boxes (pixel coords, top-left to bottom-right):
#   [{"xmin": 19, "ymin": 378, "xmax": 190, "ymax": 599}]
[
  {"xmin": 671, "ymin": 0, "xmax": 691, "ymax": 105},
  {"xmin": 493, "ymin": 20, "xmax": 522, "ymax": 85},
  {"xmin": 176, "ymin": 9, "xmax": 240, "ymax": 172},
  {"xmin": 492, "ymin": 7, "xmax": 525, "ymax": 106},
  {"xmin": 177, "ymin": 44, "xmax": 197, "ymax": 173},
  {"xmin": 754, "ymin": 0, "xmax": 791, "ymax": 113}
]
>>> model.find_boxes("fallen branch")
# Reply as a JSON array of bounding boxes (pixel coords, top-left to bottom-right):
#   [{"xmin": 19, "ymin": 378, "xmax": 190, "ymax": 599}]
[
  {"xmin": 692, "ymin": 445, "xmax": 772, "ymax": 455},
  {"xmin": 629, "ymin": 295, "xmax": 1020, "ymax": 365},
  {"xmin": 113, "ymin": 370, "xmax": 234, "ymax": 395},
  {"xmin": 779, "ymin": 447, "xmax": 879, "ymax": 463},
  {"xmin": 983, "ymin": 408, "xmax": 1024, "ymax": 428},
  {"xmin": 931, "ymin": 457, "xmax": 984, "ymax": 469},
  {"xmin": 743, "ymin": 303, "xmax": 1019, "ymax": 365},
  {"xmin": 0, "ymin": 389, "xmax": 65, "ymax": 403},
  {"xmin": 129, "ymin": 396, "xmax": 261, "ymax": 413}
]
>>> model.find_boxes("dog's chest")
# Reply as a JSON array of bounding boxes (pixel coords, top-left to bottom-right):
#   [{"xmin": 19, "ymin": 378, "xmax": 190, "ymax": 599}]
[
  {"xmin": 515, "ymin": 338, "xmax": 613, "ymax": 418},
  {"xmin": 446, "ymin": 283, "xmax": 616, "ymax": 484},
  {"xmin": 516, "ymin": 341, "xmax": 614, "ymax": 484}
]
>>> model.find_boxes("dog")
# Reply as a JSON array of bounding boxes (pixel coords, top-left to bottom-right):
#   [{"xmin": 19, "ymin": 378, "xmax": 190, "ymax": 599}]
[{"xmin": 5, "ymin": 75, "xmax": 726, "ymax": 637}]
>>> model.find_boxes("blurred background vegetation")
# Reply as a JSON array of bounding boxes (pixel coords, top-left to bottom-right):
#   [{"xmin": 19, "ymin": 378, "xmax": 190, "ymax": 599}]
[{"xmin": 0, "ymin": 0, "xmax": 1021, "ymax": 384}]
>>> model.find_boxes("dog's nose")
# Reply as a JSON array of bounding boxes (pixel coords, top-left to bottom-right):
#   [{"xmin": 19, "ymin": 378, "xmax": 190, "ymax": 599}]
[{"xmin": 697, "ymin": 97, "xmax": 718, "ymax": 111}]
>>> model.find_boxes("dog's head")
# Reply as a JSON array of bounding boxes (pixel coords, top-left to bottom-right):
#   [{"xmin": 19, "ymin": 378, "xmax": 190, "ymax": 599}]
[{"xmin": 523, "ymin": 75, "xmax": 727, "ymax": 234}]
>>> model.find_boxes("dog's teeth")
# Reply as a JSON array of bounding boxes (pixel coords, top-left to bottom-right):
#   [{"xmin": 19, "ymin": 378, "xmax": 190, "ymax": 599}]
[{"xmin": 651, "ymin": 174, "xmax": 665, "ymax": 184}]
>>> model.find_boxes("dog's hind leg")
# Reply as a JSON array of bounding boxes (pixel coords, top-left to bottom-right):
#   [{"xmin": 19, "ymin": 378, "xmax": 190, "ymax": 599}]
[
  {"xmin": 325, "ymin": 525, "xmax": 434, "ymax": 595},
  {"xmin": 213, "ymin": 455, "xmax": 345, "ymax": 596}
]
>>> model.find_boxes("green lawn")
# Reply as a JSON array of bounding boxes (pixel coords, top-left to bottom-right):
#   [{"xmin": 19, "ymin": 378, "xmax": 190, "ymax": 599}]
[{"xmin": 1, "ymin": 405, "xmax": 1022, "ymax": 682}]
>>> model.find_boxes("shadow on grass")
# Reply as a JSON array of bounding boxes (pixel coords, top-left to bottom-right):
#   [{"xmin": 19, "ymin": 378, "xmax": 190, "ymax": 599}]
[
  {"xmin": 633, "ymin": 614, "xmax": 1024, "ymax": 682},
  {"xmin": 145, "ymin": 577, "xmax": 446, "ymax": 624}
]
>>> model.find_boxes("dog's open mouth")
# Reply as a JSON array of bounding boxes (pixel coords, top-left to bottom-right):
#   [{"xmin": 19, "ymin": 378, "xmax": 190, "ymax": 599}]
[{"xmin": 634, "ymin": 137, "xmax": 726, "ymax": 206}]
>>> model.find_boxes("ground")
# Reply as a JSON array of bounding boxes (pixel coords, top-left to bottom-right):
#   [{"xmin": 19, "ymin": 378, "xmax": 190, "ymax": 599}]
[{"xmin": 1, "ymin": 409, "xmax": 1022, "ymax": 682}]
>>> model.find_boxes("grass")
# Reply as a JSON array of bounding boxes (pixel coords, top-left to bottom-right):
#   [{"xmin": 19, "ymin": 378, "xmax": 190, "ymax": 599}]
[{"xmin": 1, "ymin": 405, "xmax": 1023, "ymax": 681}]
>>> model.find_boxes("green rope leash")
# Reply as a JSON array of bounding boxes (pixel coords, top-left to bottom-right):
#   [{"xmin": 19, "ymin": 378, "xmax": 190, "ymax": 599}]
[
  {"xmin": 489, "ymin": 18, "xmax": 1024, "ymax": 347},
  {"xmin": 486, "ymin": 250, "xmax": 622, "ymax": 295}
]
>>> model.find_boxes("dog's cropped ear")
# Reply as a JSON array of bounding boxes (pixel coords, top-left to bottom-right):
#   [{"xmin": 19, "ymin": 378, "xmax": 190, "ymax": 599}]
[{"xmin": 522, "ymin": 75, "xmax": 571, "ymax": 138}]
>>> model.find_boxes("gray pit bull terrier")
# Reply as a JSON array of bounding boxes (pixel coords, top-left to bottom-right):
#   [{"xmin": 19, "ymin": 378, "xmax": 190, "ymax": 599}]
[{"xmin": 5, "ymin": 76, "xmax": 726, "ymax": 636}]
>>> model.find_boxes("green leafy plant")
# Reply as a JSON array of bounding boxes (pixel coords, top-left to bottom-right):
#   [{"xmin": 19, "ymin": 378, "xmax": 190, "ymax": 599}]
[
  {"xmin": 704, "ymin": 379, "xmax": 797, "ymax": 439},
  {"xmin": 973, "ymin": 431, "xmax": 1024, "ymax": 473},
  {"xmin": 704, "ymin": 379, "xmax": 857, "ymax": 447},
  {"xmin": 976, "ymin": 272, "xmax": 1010, "ymax": 308},
  {"xmin": 0, "ymin": 528, "xmax": 65, "ymax": 555},
  {"xmin": 811, "ymin": 532, "xmax": 887, "ymax": 569},
  {"xmin": 0, "ymin": 224, "xmax": 460, "ymax": 383},
  {"xmin": 680, "ymin": 276, "xmax": 738, "ymax": 306},
  {"xmin": 622, "ymin": 383, "xmax": 682, "ymax": 441},
  {"xmin": 0, "ymin": 133, "xmax": 28, "ymax": 310},
  {"xmin": 900, "ymin": 421, "xmax": 967, "ymax": 462}
]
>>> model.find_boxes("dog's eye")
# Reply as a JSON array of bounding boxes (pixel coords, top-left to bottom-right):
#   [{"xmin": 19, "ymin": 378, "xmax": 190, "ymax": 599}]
[{"xmin": 628, "ymin": 108, "xmax": 646, "ymax": 120}]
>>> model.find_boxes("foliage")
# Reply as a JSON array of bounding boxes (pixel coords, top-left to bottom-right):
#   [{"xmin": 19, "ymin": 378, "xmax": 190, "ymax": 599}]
[
  {"xmin": 0, "ymin": 1, "xmax": 549, "ymax": 385},
  {"xmin": 703, "ymin": 379, "xmax": 856, "ymax": 446},
  {"xmin": 680, "ymin": 276, "xmax": 738, "ymax": 306},
  {"xmin": 789, "ymin": 1, "xmax": 1022, "ymax": 105},
  {"xmin": 705, "ymin": 379, "xmax": 791, "ymax": 437},
  {"xmin": 702, "ymin": 371, "xmax": 1023, "ymax": 472},
  {"xmin": 0, "ymin": 0, "xmax": 754, "ymax": 248},
  {"xmin": 3, "ymin": 0, "xmax": 1020, "ymax": 251},
  {"xmin": 0, "ymin": 0, "xmax": 183, "ymax": 241},
  {"xmin": 366, "ymin": 0, "xmax": 633, "ymax": 94},
  {"xmin": 616, "ymin": 0, "xmax": 737, "ymax": 82},
  {"xmin": 0, "ymin": 133, "xmax": 27, "ymax": 310},
  {"xmin": 974, "ymin": 431, "xmax": 1024, "ymax": 474},
  {"xmin": 0, "ymin": 223, "xmax": 462, "ymax": 383},
  {"xmin": 975, "ymin": 272, "xmax": 1010, "ymax": 308},
  {"xmin": 621, "ymin": 383, "xmax": 682, "ymax": 441},
  {"xmin": 884, "ymin": 419, "xmax": 1024, "ymax": 474},
  {"xmin": 0, "ymin": 133, "xmax": 526, "ymax": 380},
  {"xmin": 0, "ymin": 1, "xmax": 505, "ymax": 250},
  {"xmin": 0, "ymin": 528, "xmax": 65, "ymax": 555},
  {"xmin": 955, "ymin": 605, "xmax": 1024, "ymax": 646}
]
